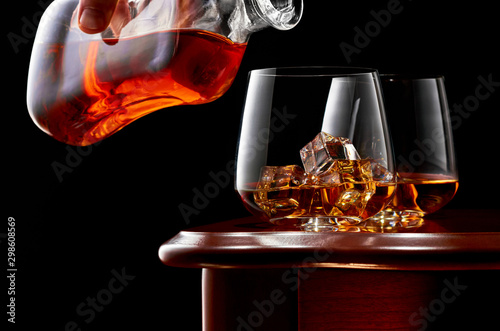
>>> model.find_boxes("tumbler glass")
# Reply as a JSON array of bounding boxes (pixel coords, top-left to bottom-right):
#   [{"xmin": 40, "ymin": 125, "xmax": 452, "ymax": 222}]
[
  {"xmin": 235, "ymin": 67, "xmax": 396, "ymax": 231},
  {"xmin": 367, "ymin": 74, "xmax": 459, "ymax": 230}
]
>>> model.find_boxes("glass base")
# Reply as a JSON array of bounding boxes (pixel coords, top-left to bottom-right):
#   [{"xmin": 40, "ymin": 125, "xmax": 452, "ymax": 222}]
[
  {"xmin": 272, "ymin": 216, "xmax": 363, "ymax": 232},
  {"xmin": 363, "ymin": 209, "xmax": 425, "ymax": 232},
  {"xmin": 269, "ymin": 210, "xmax": 425, "ymax": 232}
]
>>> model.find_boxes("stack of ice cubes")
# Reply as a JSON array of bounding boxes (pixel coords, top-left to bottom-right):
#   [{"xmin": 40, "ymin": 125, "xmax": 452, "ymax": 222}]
[{"xmin": 255, "ymin": 132, "xmax": 388, "ymax": 218}]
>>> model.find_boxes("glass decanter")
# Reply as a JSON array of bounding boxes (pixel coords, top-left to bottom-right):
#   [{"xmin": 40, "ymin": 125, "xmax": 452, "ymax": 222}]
[{"xmin": 27, "ymin": 0, "xmax": 303, "ymax": 145}]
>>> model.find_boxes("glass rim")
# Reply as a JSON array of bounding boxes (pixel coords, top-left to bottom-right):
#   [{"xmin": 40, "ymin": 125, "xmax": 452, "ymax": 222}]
[
  {"xmin": 379, "ymin": 73, "xmax": 445, "ymax": 81},
  {"xmin": 249, "ymin": 66, "xmax": 378, "ymax": 77}
]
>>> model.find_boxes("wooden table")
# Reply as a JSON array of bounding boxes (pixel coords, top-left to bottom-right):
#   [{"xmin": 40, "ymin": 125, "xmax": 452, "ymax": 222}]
[{"xmin": 159, "ymin": 210, "xmax": 500, "ymax": 330}]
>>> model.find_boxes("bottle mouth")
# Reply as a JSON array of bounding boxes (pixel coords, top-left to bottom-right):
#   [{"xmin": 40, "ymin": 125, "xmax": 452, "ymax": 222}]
[{"xmin": 252, "ymin": 0, "xmax": 303, "ymax": 30}]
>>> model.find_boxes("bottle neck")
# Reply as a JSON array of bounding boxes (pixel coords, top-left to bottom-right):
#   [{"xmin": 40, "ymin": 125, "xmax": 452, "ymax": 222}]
[
  {"xmin": 226, "ymin": 0, "xmax": 302, "ymax": 43},
  {"xmin": 248, "ymin": 0, "xmax": 303, "ymax": 31}
]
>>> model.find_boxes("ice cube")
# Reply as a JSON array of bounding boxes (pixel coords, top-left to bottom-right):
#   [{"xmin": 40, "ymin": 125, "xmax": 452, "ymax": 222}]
[
  {"xmin": 335, "ymin": 186, "xmax": 374, "ymax": 214},
  {"xmin": 333, "ymin": 159, "xmax": 375, "ymax": 211},
  {"xmin": 367, "ymin": 158, "xmax": 394, "ymax": 182},
  {"xmin": 335, "ymin": 159, "xmax": 373, "ymax": 184},
  {"xmin": 300, "ymin": 132, "xmax": 364, "ymax": 185},
  {"xmin": 335, "ymin": 188, "xmax": 361, "ymax": 211},
  {"xmin": 300, "ymin": 132, "xmax": 360, "ymax": 176},
  {"xmin": 256, "ymin": 165, "xmax": 306, "ymax": 190},
  {"xmin": 318, "ymin": 159, "xmax": 376, "ymax": 216},
  {"xmin": 254, "ymin": 165, "xmax": 306, "ymax": 218}
]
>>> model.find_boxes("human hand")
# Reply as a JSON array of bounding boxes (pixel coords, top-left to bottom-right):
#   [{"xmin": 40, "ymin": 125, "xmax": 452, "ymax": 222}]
[{"xmin": 78, "ymin": 0, "xmax": 130, "ymax": 34}]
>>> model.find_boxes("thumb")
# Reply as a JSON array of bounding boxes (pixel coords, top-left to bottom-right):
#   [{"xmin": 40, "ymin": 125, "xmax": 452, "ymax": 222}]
[{"xmin": 78, "ymin": 0, "xmax": 120, "ymax": 34}]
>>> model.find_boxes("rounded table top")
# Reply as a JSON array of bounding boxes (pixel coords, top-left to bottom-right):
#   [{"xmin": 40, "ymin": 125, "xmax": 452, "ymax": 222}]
[{"xmin": 159, "ymin": 209, "xmax": 500, "ymax": 270}]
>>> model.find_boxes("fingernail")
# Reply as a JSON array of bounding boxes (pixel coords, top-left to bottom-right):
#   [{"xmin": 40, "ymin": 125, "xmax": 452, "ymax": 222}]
[{"xmin": 79, "ymin": 8, "xmax": 106, "ymax": 33}]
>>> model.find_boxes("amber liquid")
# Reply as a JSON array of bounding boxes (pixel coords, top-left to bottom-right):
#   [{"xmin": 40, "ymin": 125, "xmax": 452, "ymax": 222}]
[
  {"xmin": 389, "ymin": 173, "xmax": 458, "ymax": 215},
  {"xmin": 239, "ymin": 182, "xmax": 396, "ymax": 225},
  {"xmin": 28, "ymin": 29, "xmax": 247, "ymax": 146}
]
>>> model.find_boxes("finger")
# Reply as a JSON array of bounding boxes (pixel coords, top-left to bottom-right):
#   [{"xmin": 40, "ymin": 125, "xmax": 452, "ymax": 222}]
[
  {"xmin": 109, "ymin": 0, "xmax": 132, "ymax": 37},
  {"xmin": 78, "ymin": 0, "xmax": 120, "ymax": 34}
]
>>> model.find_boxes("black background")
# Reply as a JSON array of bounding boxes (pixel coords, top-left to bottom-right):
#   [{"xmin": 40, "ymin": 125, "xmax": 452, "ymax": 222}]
[{"xmin": 5, "ymin": 0, "xmax": 500, "ymax": 330}]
